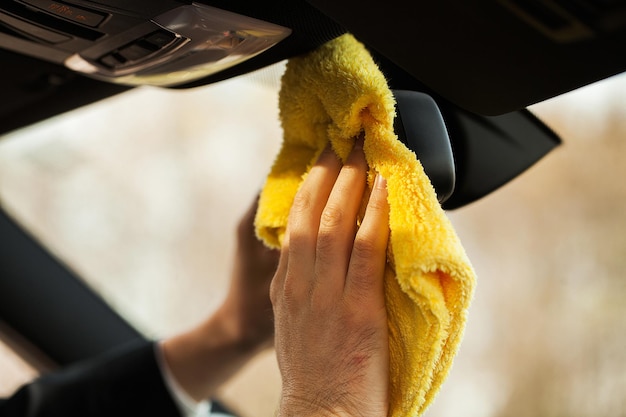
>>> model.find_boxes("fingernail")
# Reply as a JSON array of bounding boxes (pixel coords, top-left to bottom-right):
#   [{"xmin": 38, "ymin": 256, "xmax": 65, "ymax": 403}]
[{"xmin": 374, "ymin": 173, "xmax": 387, "ymax": 190}]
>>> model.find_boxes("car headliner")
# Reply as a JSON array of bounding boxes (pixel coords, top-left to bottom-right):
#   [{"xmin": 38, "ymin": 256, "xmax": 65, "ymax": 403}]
[{"xmin": 0, "ymin": 0, "xmax": 624, "ymax": 367}]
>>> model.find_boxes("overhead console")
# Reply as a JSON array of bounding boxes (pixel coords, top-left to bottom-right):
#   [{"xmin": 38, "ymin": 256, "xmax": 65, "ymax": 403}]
[{"xmin": 0, "ymin": 0, "xmax": 291, "ymax": 86}]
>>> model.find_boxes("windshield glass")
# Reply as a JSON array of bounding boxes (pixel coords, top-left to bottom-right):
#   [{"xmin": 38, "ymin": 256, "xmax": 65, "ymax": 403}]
[{"xmin": 0, "ymin": 67, "xmax": 625, "ymax": 417}]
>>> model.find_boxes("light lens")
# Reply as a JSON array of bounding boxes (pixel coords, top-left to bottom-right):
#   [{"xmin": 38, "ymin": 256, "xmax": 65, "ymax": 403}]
[{"xmin": 65, "ymin": 3, "xmax": 291, "ymax": 87}]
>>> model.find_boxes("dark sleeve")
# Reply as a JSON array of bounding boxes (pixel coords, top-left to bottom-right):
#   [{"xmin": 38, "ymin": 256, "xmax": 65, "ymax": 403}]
[{"xmin": 0, "ymin": 340, "xmax": 182, "ymax": 417}]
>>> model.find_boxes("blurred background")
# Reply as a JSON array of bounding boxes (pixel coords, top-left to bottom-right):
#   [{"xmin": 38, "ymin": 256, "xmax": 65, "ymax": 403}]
[{"xmin": 0, "ymin": 62, "xmax": 624, "ymax": 416}]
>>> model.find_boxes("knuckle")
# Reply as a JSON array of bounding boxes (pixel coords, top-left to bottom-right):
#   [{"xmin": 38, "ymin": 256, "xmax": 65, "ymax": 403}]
[
  {"xmin": 270, "ymin": 251, "xmax": 293, "ymax": 305},
  {"xmin": 319, "ymin": 203, "xmax": 345, "ymax": 230},
  {"xmin": 349, "ymin": 264, "xmax": 378, "ymax": 295},
  {"xmin": 315, "ymin": 228, "xmax": 338, "ymax": 258},
  {"xmin": 352, "ymin": 234, "xmax": 379, "ymax": 260},
  {"xmin": 348, "ymin": 237, "xmax": 382, "ymax": 295},
  {"xmin": 281, "ymin": 270, "xmax": 300, "ymax": 301},
  {"xmin": 287, "ymin": 229, "xmax": 309, "ymax": 253},
  {"xmin": 350, "ymin": 275, "xmax": 378, "ymax": 301},
  {"xmin": 340, "ymin": 161, "xmax": 364, "ymax": 177},
  {"xmin": 290, "ymin": 189, "xmax": 314, "ymax": 219},
  {"xmin": 280, "ymin": 268, "xmax": 311, "ymax": 312},
  {"xmin": 269, "ymin": 278, "xmax": 280, "ymax": 305},
  {"xmin": 309, "ymin": 285, "xmax": 334, "ymax": 311},
  {"xmin": 269, "ymin": 263, "xmax": 286, "ymax": 306},
  {"xmin": 366, "ymin": 191, "xmax": 387, "ymax": 213}
]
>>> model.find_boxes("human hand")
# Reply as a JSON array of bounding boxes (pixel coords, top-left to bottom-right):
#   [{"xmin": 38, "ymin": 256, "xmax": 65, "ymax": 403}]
[
  {"xmin": 161, "ymin": 197, "xmax": 279, "ymax": 402},
  {"xmin": 272, "ymin": 139, "xmax": 391, "ymax": 417},
  {"xmin": 218, "ymin": 197, "xmax": 280, "ymax": 350}
]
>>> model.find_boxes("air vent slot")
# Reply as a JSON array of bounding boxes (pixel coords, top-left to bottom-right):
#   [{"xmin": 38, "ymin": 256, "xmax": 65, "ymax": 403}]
[{"xmin": 2, "ymin": 1, "xmax": 103, "ymax": 40}]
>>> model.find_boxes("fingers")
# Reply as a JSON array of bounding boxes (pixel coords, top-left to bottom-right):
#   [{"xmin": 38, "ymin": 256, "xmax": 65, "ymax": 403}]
[
  {"xmin": 275, "ymin": 146, "xmax": 342, "ymax": 300},
  {"xmin": 275, "ymin": 139, "xmax": 388, "ymax": 307},
  {"xmin": 271, "ymin": 141, "xmax": 391, "ymax": 417},
  {"xmin": 346, "ymin": 174, "xmax": 390, "ymax": 305},
  {"xmin": 313, "ymin": 139, "xmax": 368, "ymax": 297}
]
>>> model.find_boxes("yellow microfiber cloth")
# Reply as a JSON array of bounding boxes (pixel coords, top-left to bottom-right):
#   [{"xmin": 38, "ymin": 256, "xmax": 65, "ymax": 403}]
[{"xmin": 255, "ymin": 34, "xmax": 476, "ymax": 416}]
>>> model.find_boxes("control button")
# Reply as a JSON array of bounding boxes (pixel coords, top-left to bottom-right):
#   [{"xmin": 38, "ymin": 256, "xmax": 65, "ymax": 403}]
[
  {"xmin": 99, "ymin": 53, "xmax": 125, "ymax": 69},
  {"xmin": 117, "ymin": 43, "xmax": 154, "ymax": 62},
  {"xmin": 21, "ymin": 0, "xmax": 107, "ymax": 27},
  {"xmin": 143, "ymin": 30, "xmax": 176, "ymax": 49}
]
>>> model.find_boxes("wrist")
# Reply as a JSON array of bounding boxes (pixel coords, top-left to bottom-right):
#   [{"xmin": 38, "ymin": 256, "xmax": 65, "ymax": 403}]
[
  {"xmin": 162, "ymin": 307, "xmax": 269, "ymax": 402},
  {"xmin": 211, "ymin": 303, "xmax": 273, "ymax": 352}
]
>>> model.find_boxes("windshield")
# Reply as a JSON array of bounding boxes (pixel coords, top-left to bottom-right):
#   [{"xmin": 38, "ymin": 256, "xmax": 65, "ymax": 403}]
[{"xmin": 0, "ymin": 66, "xmax": 625, "ymax": 417}]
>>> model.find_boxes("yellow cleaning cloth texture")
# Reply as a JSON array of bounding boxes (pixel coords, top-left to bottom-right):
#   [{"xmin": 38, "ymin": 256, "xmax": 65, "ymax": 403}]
[{"xmin": 255, "ymin": 34, "xmax": 476, "ymax": 416}]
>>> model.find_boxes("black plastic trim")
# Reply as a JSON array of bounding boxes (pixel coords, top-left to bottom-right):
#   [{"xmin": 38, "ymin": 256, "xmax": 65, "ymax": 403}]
[{"xmin": 0, "ymin": 206, "xmax": 143, "ymax": 366}]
